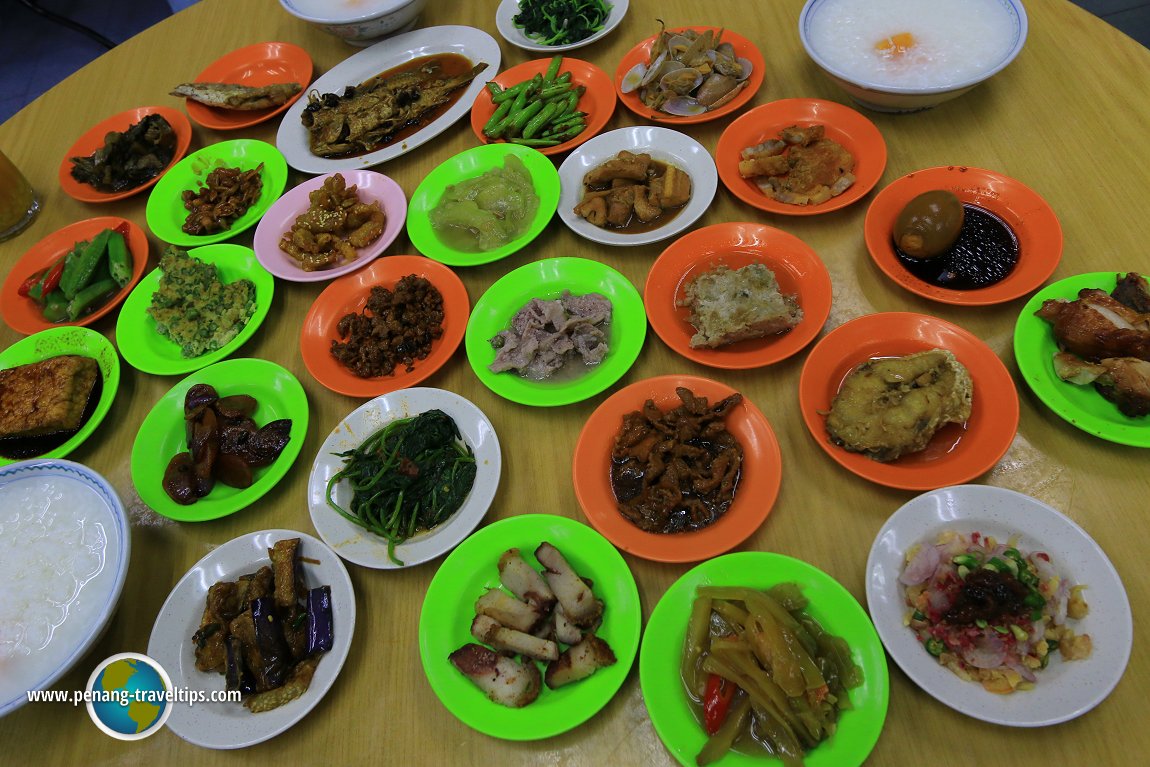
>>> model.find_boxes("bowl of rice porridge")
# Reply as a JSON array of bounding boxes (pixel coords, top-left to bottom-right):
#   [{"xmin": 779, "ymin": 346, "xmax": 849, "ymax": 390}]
[
  {"xmin": 0, "ymin": 459, "xmax": 130, "ymax": 718},
  {"xmin": 799, "ymin": 0, "xmax": 1028, "ymax": 112}
]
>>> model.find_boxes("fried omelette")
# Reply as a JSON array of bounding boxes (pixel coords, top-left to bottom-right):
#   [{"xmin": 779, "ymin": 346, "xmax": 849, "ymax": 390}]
[{"xmin": 825, "ymin": 349, "xmax": 973, "ymax": 462}]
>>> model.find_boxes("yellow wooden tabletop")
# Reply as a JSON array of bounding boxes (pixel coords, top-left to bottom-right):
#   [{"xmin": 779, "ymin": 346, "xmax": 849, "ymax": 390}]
[{"xmin": 1, "ymin": 0, "xmax": 1147, "ymax": 764}]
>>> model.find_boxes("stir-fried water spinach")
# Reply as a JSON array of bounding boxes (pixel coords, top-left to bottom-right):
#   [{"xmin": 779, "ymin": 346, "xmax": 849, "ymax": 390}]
[
  {"xmin": 326, "ymin": 409, "xmax": 477, "ymax": 565},
  {"xmin": 512, "ymin": 0, "xmax": 612, "ymax": 46}
]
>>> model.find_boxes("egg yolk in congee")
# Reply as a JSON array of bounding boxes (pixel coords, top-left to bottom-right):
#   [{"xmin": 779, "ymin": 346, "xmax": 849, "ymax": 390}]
[{"xmin": 875, "ymin": 32, "xmax": 916, "ymax": 57}]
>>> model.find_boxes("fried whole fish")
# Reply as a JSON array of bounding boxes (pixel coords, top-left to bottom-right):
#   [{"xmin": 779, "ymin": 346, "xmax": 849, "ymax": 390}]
[
  {"xmin": 171, "ymin": 82, "xmax": 303, "ymax": 110},
  {"xmin": 302, "ymin": 55, "xmax": 488, "ymax": 158}
]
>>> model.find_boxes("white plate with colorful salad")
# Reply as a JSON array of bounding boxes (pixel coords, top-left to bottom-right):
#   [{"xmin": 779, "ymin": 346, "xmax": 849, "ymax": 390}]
[
  {"xmin": 495, "ymin": 0, "xmax": 629, "ymax": 53},
  {"xmin": 865, "ymin": 484, "xmax": 1131, "ymax": 727}
]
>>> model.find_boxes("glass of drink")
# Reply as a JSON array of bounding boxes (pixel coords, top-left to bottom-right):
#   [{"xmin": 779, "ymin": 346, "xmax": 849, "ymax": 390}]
[{"xmin": 0, "ymin": 149, "xmax": 40, "ymax": 242}]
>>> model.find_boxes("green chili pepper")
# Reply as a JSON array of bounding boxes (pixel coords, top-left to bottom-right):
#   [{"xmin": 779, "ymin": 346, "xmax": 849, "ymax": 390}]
[{"xmin": 924, "ymin": 638, "xmax": 945, "ymax": 656}]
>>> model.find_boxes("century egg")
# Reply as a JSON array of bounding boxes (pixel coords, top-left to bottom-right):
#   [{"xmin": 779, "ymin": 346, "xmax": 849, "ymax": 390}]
[{"xmin": 894, "ymin": 200, "xmax": 1019, "ymax": 290}]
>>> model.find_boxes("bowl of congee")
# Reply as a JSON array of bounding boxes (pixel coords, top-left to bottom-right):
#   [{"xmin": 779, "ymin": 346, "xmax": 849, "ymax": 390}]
[{"xmin": 799, "ymin": 0, "xmax": 1028, "ymax": 113}]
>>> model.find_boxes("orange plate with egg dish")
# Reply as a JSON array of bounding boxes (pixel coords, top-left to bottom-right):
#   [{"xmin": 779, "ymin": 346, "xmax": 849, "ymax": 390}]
[
  {"xmin": 58, "ymin": 106, "xmax": 193, "ymax": 203},
  {"xmin": 470, "ymin": 57, "xmax": 615, "ymax": 156},
  {"xmin": 715, "ymin": 98, "xmax": 887, "ymax": 216},
  {"xmin": 865, "ymin": 166, "xmax": 1063, "ymax": 306},
  {"xmin": 299, "ymin": 255, "xmax": 469, "ymax": 398},
  {"xmin": 571, "ymin": 375, "xmax": 781, "ymax": 563},
  {"xmin": 798, "ymin": 312, "xmax": 1019, "ymax": 491},
  {"xmin": 644, "ymin": 222, "xmax": 832, "ymax": 368},
  {"xmin": 614, "ymin": 26, "xmax": 764, "ymax": 125},
  {"xmin": 179, "ymin": 42, "xmax": 312, "ymax": 131}
]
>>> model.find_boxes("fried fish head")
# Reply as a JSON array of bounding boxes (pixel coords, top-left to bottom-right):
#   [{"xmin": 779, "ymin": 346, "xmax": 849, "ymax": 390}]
[{"xmin": 825, "ymin": 348, "xmax": 973, "ymax": 462}]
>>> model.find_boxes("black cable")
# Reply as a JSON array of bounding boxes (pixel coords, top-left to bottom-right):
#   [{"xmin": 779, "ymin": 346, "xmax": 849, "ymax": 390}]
[{"xmin": 17, "ymin": 0, "xmax": 118, "ymax": 50}]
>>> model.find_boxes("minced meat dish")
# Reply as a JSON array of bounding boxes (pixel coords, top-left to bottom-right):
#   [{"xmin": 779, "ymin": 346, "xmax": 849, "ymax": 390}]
[{"xmin": 330, "ymin": 275, "xmax": 445, "ymax": 378}]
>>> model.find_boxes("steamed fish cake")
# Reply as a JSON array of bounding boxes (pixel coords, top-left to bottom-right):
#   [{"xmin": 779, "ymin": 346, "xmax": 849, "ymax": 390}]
[{"xmin": 430, "ymin": 154, "xmax": 539, "ymax": 252}]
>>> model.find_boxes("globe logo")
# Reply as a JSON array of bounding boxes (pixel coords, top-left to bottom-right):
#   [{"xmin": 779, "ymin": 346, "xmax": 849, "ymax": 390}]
[{"xmin": 85, "ymin": 653, "xmax": 173, "ymax": 740}]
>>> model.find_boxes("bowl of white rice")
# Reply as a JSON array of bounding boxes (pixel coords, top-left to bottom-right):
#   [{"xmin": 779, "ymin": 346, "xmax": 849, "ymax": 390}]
[
  {"xmin": 0, "ymin": 459, "xmax": 130, "ymax": 718},
  {"xmin": 799, "ymin": 0, "xmax": 1028, "ymax": 112}
]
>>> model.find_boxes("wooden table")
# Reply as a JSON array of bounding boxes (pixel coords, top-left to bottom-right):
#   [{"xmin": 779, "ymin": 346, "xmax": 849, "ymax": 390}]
[{"xmin": 1, "ymin": 0, "xmax": 1146, "ymax": 764}]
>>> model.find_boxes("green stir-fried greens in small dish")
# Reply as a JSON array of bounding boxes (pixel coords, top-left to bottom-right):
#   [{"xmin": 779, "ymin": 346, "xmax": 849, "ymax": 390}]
[
  {"xmin": 513, "ymin": 0, "xmax": 613, "ymax": 46},
  {"xmin": 326, "ymin": 409, "xmax": 478, "ymax": 566}
]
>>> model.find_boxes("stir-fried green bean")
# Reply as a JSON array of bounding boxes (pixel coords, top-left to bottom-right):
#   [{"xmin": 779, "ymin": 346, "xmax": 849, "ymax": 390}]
[
  {"xmin": 482, "ymin": 55, "xmax": 588, "ymax": 146},
  {"xmin": 326, "ymin": 409, "xmax": 477, "ymax": 566},
  {"xmin": 512, "ymin": 0, "xmax": 612, "ymax": 46}
]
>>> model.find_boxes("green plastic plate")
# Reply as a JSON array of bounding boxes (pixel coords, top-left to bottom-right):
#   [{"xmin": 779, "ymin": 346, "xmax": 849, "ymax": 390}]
[
  {"xmin": 639, "ymin": 552, "xmax": 890, "ymax": 767},
  {"xmin": 130, "ymin": 357, "xmax": 308, "ymax": 521}
]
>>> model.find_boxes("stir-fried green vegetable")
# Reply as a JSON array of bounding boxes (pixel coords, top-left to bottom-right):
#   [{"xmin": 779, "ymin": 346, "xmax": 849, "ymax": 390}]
[
  {"xmin": 326, "ymin": 409, "xmax": 477, "ymax": 566},
  {"xmin": 512, "ymin": 0, "xmax": 612, "ymax": 46}
]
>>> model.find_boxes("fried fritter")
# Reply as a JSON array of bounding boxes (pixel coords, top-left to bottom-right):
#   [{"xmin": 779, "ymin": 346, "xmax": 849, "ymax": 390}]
[{"xmin": 825, "ymin": 349, "xmax": 973, "ymax": 462}]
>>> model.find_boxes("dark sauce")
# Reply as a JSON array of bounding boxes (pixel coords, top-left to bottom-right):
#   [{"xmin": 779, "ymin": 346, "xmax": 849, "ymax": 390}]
[
  {"xmin": 0, "ymin": 373, "xmax": 103, "ymax": 460},
  {"xmin": 895, "ymin": 204, "xmax": 1019, "ymax": 290},
  {"xmin": 310, "ymin": 53, "xmax": 476, "ymax": 159}
]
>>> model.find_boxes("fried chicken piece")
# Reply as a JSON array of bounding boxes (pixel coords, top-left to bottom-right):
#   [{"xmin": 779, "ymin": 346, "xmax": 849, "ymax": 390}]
[
  {"xmin": 1036, "ymin": 289, "xmax": 1150, "ymax": 362},
  {"xmin": 1111, "ymin": 271, "xmax": 1150, "ymax": 313},
  {"xmin": 825, "ymin": 349, "xmax": 973, "ymax": 462},
  {"xmin": 1053, "ymin": 352, "xmax": 1150, "ymax": 416}
]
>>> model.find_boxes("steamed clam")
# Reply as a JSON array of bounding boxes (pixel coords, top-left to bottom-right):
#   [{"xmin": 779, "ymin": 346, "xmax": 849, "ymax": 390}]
[{"xmin": 621, "ymin": 22, "xmax": 753, "ymax": 116}]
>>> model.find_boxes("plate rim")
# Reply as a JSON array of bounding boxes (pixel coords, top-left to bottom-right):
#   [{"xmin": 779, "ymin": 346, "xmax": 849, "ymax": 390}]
[
  {"xmin": 494, "ymin": 0, "xmax": 630, "ymax": 52},
  {"xmin": 639, "ymin": 550, "xmax": 890, "ymax": 767},
  {"xmin": 463, "ymin": 256, "xmax": 647, "ymax": 406},
  {"xmin": 1013, "ymin": 271, "xmax": 1150, "ymax": 446},
  {"xmin": 115, "ymin": 243, "xmax": 275, "ymax": 376},
  {"xmin": 252, "ymin": 169, "xmax": 408, "ymax": 283},
  {"xmin": 306, "ymin": 386, "xmax": 502, "ymax": 569},
  {"xmin": 797, "ymin": 311, "xmax": 1020, "ymax": 490},
  {"xmin": 1, "ymin": 216, "xmax": 150, "ymax": 336},
  {"xmin": 864, "ymin": 484, "xmax": 1132, "ymax": 727},
  {"xmin": 714, "ymin": 98, "xmax": 888, "ymax": 217},
  {"xmin": 129, "ymin": 357, "xmax": 309, "ymax": 522},
  {"xmin": 613, "ymin": 25, "xmax": 765, "ymax": 125},
  {"xmin": 298, "ymin": 254, "xmax": 470, "ymax": 397},
  {"xmin": 864, "ymin": 165, "xmax": 1063, "ymax": 305},
  {"xmin": 556, "ymin": 125, "xmax": 719, "ymax": 247},
  {"xmin": 183, "ymin": 41, "xmax": 313, "ymax": 131},
  {"xmin": 0, "ymin": 326, "xmax": 121, "ymax": 466},
  {"xmin": 644, "ymin": 221, "xmax": 833, "ymax": 368},
  {"xmin": 57, "ymin": 106, "xmax": 193, "ymax": 203},
  {"xmin": 145, "ymin": 528, "xmax": 355, "ymax": 749},
  {"xmin": 0, "ymin": 458, "xmax": 130, "ymax": 717},
  {"xmin": 571, "ymin": 374, "xmax": 782, "ymax": 562},
  {"xmin": 417, "ymin": 512, "xmax": 641, "ymax": 739},
  {"xmin": 144, "ymin": 138, "xmax": 289, "ymax": 248},
  {"xmin": 274, "ymin": 25, "xmax": 501, "ymax": 173}
]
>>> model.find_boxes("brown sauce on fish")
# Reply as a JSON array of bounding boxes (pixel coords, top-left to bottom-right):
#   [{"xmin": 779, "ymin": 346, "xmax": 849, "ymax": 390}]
[
  {"xmin": 0, "ymin": 374, "xmax": 103, "ymax": 460},
  {"xmin": 323, "ymin": 53, "xmax": 477, "ymax": 159},
  {"xmin": 895, "ymin": 204, "xmax": 1019, "ymax": 290}
]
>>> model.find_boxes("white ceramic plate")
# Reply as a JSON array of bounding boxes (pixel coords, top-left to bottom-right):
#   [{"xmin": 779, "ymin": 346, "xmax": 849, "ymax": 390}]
[
  {"xmin": 275, "ymin": 25, "xmax": 501, "ymax": 174},
  {"xmin": 865, "ymin": 484, "xmax": 1132, "ymax": 727},
  {"xmin": 252, "ymin": 170, "xmax": 407, "ymax": 282},
  {"xmin": 556, "ymin": 126, "xmax": 718, "ymax": 246},
  {"xmin": 495, "ymin": 0, "xmax": 629, "ymax": 52},
  {"xmin": 0, "ymin": 459, "xmax": 129, "ymax": 719},
  {"xmin": 146, "ymin": 529, "xmax": 354, "ymax": 749},
  {"xmin": 307, "ymin": 387, "xmax": 502, "ymax": 569}
]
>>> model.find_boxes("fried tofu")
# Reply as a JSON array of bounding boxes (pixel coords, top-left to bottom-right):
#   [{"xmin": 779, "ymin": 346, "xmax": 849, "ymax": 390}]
[{"xmin": 0, "ymin": 355, "xmax": 99, "ymax": 439}]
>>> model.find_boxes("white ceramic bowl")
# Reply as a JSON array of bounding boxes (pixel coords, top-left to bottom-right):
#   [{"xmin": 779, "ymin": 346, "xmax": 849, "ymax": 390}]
[
  {"xmin": 799, "ymin": 0, "xmax": 1028, "ymax": 113},
  {"xmin": 279, "ymin": 0, "xmax": 428, "ymax": 46},
  {"xmin": 0, "ymin": 459, "xmax": 130, "ymax": 718}
]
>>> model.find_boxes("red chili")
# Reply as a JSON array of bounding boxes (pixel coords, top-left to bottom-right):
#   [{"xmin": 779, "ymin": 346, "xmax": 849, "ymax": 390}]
[
  {"xmin": 17, "ymin": 270, "xmax": 46, "ymax": 297},
  {"xmin": 703, "ymin": 673, "xmax": 736, "ymax": 735},
  {"xmin": 113, "ymin": 220, "xmax": 131, "ymax": 237},
  {"xmin": 41, "ymin": 257, "xmax": 67, "ymax": 295}
]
